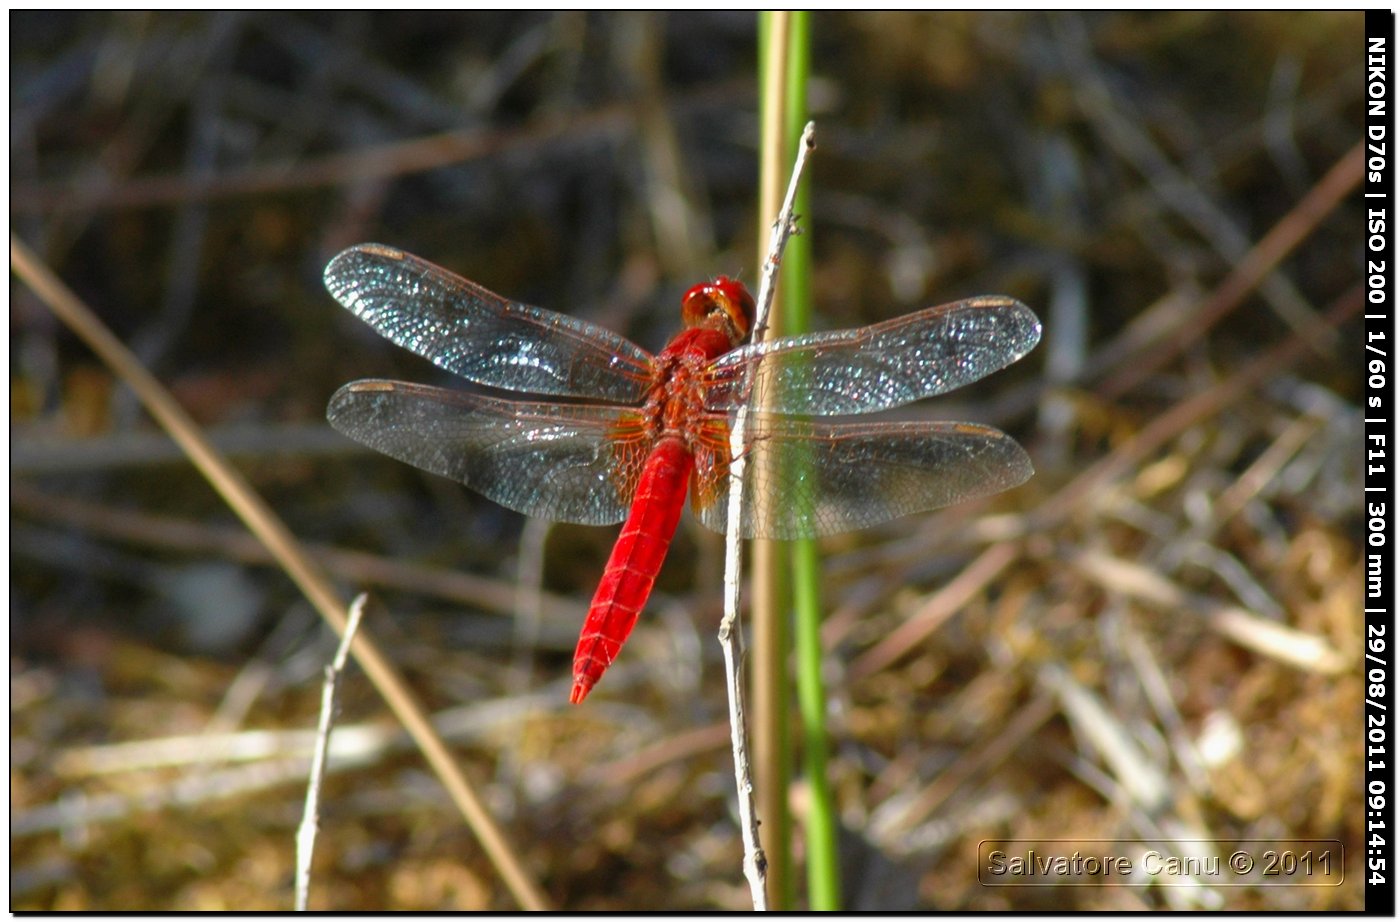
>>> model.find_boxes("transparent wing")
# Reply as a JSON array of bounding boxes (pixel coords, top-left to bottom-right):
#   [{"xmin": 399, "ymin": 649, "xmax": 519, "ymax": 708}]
[
  {"xmin": 703, "ymin": 297, "xmax": 1040, "ymax": 415},
  {"xmin": 691, "ymin": 415, "xmax": 1033, "ymax": 539},
  {"xmin": 327, "ymin": 379, "xmax": 651, "ymax": 525},
  {"xmin": 325, "ymin": 244, "xmax": 656, "ymax": 404}
]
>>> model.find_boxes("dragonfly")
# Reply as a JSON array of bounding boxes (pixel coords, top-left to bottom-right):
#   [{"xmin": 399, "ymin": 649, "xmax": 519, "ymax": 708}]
[{"xmin": 325, "ymin": 244, "xmax": 1041, "ymax": 703}]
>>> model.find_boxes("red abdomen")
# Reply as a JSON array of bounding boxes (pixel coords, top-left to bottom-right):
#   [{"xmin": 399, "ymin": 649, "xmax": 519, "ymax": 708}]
[{"xmin": 570, "ymin": 438, "xmax": 694, "ymax": 703}]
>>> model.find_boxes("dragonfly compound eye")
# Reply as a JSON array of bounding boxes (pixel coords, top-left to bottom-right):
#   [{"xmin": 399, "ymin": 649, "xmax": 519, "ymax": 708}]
[{"xmin": 681, "ymin": 276, "xmax": 754, "ymax": 342}]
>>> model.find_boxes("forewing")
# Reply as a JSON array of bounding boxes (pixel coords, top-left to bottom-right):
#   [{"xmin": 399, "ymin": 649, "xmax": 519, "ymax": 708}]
[
  {"xmin": 325, "ymin": 244, "xmax": 655, "ymax": 404},
  {"xmin": 692, "ymin": 415, "xmax": 1033, "ymax": 539},
  {"xmin": 328, "ymin": 380, "xmax": 650, "ymax": 526},
  {"xmin": 703, "ymin": 297, "xmax": 1040, "ymax": 415}
]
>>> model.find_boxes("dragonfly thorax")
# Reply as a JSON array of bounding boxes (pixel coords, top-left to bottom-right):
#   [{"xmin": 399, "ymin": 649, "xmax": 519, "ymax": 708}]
[{"xmin": 647, "ymin": 327, "xmax": 731, "ymax": 443}]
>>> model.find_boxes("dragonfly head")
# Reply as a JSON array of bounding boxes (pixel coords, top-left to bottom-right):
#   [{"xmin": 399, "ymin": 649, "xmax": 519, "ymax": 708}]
[{"xmin": 681, "ymin": 276, "xmax": 754, "ymax": 345}]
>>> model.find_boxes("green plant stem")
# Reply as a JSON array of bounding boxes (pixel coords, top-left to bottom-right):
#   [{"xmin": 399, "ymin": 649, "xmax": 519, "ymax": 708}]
[{"xmin": 774, "ymin": 11, "xmax": 842, "ymax": 912}]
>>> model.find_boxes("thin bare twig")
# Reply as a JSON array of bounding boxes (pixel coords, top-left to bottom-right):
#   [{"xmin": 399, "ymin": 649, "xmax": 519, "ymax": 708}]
[
  {"xmin": 872, "ymin": 693, "xmax": 1057, "ymax": 842},
  {"xmin": 720, "ymin": 119, "xmax": 816, "ymax": 911},
  {"xmin": 296, "ymin": 593, "xmax": 367, "ymax": 911},
  {"xmin": 1052, "ymin": 13, "xmax": 1327, "ymax": 349},
  {"xmin": 9, "ymin": 235, "xmax": 550, "ymax": 911},
  {"xmin": 9, "ymin": 80, "xmax": 749, "ymax": 215},
  {"xmin": 8, "ymin": 480, "xmax": 582, "ymax": 626},
  {"xmin": 13, "ymin": 758, "xmax": 322, "ymax": 838},
  {"xmin": 1098, "ymin": 142, "xmax": 1363, "ymax": 398},
  {"xmin": 846, "ymin": 542, "xmax": 1021, "ymax": 683},
  {"xmin": 1038, "ymin": 285, "xmax": 1363, "ymax": 527},
  {"xmin": 1072, "ymin": 551, "xmax": 1346, "ymax": 674}
]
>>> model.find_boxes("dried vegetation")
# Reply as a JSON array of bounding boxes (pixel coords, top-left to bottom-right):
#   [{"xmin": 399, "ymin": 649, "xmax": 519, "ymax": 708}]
[{"xmin": 11, "ymin": 10, "xmax": 1364, "ymax": 910}]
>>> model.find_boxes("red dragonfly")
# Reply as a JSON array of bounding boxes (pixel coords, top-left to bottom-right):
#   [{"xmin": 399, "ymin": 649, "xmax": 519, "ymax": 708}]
[{"xmin": 326, "ymin": 244, "xmax": 1040, "ymax": 703}]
